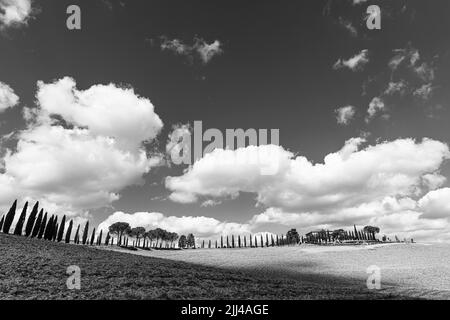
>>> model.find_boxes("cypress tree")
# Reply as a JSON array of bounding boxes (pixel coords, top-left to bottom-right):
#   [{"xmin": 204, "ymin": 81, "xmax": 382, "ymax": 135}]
[
  {"xmin": 0, "ymin": 216, "xmax": 4, "ymax": 231},
  {"xmin": 57, "ymin": 215, "xmax": 66, "ymax": 242},
  {"xmin": 97, "ymin": 230, "xmax": 103, "ymax": 245},
  {"xmin": 261, "ymin": 235, "xmax": 264, "ymax": 247},
  {"xmin": 353, "ymin": 225, "xmax": 359, "ymax": 240},
  {"xmin": 74, "ymin": 224, "xmax": 80, "ymax": 244},
  {"xmin": 90, "ymin": 228, "xmax": 96, "ymax": 245},
  {"xmin": 104, "ymin": 232, "xmax": 110, "ymax": 245},
  {"xmin": 250, "ymin": 235, "xmax": 253, "ymax": 247},
  {"xmin": 82, "ymin": 222, "xmax": 89, "ymax": 245},
  {"xmin": 2, "ymin": 200, "xmax": 17, "ymax": 234},
  {"xmin": 37, "ymin": 212, "xmax": 48, "ymax": 239},
  {"xmin": 65, "ymin": 220, "xmax": 73, "ymax": 243},
  {"xmin": 231, "ymin": 235, "xmax": 235, "ymax": 248},
  {"xmin": 51, "ymin": 216, "xmax": 58, "ymax": 241},
  {"xmin": 53, "ymin": 223, "xmax": 58, "ymax": 241},
  {"xmin": 208, "ymin": 240, "xmax": 211, "ymax": 249},
  {"xmin": 25, "ymin": 202, "xmax": 39, "ymax": 237},
  {"xmin": 31, "ymin": 209, "xmax": 43, "ymax": 238},
  {"xmin": 14, "ymin": 201, "xmax": 28, "ymax": 235},
  {"xmin": 244, "ymin": 235, "xmax": 247, "ymax": 247},
  {"xmin": 238, "ymin": 235, "xmax": 241, "ymax": 248},
  {"xmin": 215, "ymin": 240, "xmax": 218, "ymax": 248},
  {"xmin": 44, "ymin": 215, "xmax": 54, "ymax": 240},
  {"xmin": 220, "ymin": 236, "xmax": 223, "ymax": 248},
  {"xmin": 255, "ymin": 236, "xmax": 258, "ymax": 247},
  {"xmin": 276, "ymin": 235, "xmax": 279, "ymax": 246},
  {"xmin": 271, "ymin": 235, "xmax": 275, "ymax": 246}
]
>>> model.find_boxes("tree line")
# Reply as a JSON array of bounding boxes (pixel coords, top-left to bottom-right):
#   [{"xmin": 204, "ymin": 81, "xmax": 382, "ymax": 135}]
[
  {"xmin": 0, "ymin": 200, "xmax": 108, "ymax": 246},
  {"xmin": 0, "ymin": 199, "xmax": 384, "ymax": 250}
]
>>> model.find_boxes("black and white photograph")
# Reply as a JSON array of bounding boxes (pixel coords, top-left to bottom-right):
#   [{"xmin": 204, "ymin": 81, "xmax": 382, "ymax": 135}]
[{"xmin": 1, "ymin": 0, "xmax": 450, "ymax": 309}]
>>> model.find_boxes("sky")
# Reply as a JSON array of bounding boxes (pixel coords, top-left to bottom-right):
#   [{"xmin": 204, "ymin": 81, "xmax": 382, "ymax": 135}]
[{"xmin": 1, "ymin": 0, "xmax": 450, "ymax": 241}]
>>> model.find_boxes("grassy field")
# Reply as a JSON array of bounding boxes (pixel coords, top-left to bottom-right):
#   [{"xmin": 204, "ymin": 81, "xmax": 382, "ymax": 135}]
[{"xmin": 0, "ymin": 233, "xmax": 410, "ymax": 300}]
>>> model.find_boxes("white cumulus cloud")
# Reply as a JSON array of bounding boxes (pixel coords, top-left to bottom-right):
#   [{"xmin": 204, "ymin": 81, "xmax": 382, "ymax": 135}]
[
  {"xmin": 0, "ymin": 0, "xmax": 33, "ymax": 28},
  {"xmin": 333, "ymin": 49, "xmax": 369, "ymax": 71},
  {"xmin": 0, "ymin": 81, "xmax": 19, "ymax": 112},
  {"xmin": 0, "ymin": 77, "xmax": 163, "ymax": 216}
]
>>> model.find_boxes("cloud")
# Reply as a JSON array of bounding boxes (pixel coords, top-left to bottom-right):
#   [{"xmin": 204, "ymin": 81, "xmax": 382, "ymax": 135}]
[
  {"xmin": 383, "ymin": 80, "xmax": 408, "ymax": 96},
  {"xmin": 0, "ymin": 77, "xmax": 163, "ymax": 216},
  {"xmin": 413, "ymin": 62, "xmax": 435, "ymax": 82},
  {"xmin": 0, "ymin": 0, "xmax": 33, "ymax": 28},
  {"xmin": 250, "ymin": 192, "xmax": 450, "ymax": 241},
  {"xmin": 352, "ymin": 0, "xmax": 369, "ymax": 4},
  {"xmin": 333, "ymin": 49, "xmax": 369, "ymax": 71},
  {"xmin": 166, "ymin": 138, "xmax": 450, "ymax": 215},
  {"xmin": 201, "ymin": 199, "xmax": 222, "ymax": 207},
  {"xmin": 159, "ymin": 36, "xmax": 223, "ymax": 65},
  {"xmin": 0, "ymin": 81, "xmax": 19, "ymax": 112},
  {"xmin": 366, "ymin": 97, "xmax": 385, "ymax": 121},
  {"xmin": 388, "ymin": 47, "xmax": 420, "ymax": 70},
  {"xmin": 335, "ymin": 105, "xmax": 356, "ymax": 125},
  {"xmin": 388, "ymin": 46, "xmax": 435, "ymax": 83},
  {"xmin": 338, "ymin": 17, "xmax": 358, "ymax": 37},
  {"xmin": 97, "ymin": 211, "xmax": 251, "ymax": 239},
  {"xmin": 413, "ymin": 83, "xmax": 434, "ymax": 101},
  {"xmin": 194, "ymin": 38, "xmax": 223, "ymax": 64},
  {"xmin": 418, "ymin": 188, "xmax": 450, "ymax": 219}
]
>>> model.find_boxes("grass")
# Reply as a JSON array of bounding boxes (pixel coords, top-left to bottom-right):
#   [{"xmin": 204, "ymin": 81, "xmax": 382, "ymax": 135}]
[{"xmin": 0, "ymin": 233, "xmax": 405, "ymax": 300}]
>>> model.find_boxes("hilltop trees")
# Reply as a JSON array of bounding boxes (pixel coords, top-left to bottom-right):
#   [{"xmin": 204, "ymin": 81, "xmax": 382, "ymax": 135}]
[
  {"xmin": 25, "ymin": 202, "xmax": 39, "ymax": 237},
  {"xmin": 187, "ymin": 233, "xmax": 196, "ymax": 248},
  {"xmin": 82, "ymin": 222, "xmax": 89, "ymax": 245},
  {"xmin": 108, "ymin": 222, "xmax": 131, "ymax": 245},
  {"xmin": 74, "ymin": 224, "xmax": 80, "ymax": 244},
  {"xmin": 37, "ymin": 212, "xmax": 48, "ymax": 239},
  {"xmin": 13, "ymin": 202, "xmax": 28, "ymax": 235},
  {"xmin": 363, "ymin": 226, "xmax": 380, "ymax": 240},
  {"xmin": 31, "ymin": 210, "xmax": 43, "ymax": 238},
  {"xmin": 57, "ymin": 216, "xmax": 66, "ymax": 242},
  {"xmin": 2, "ymin": 200, "xmax": 17, "ymax": 234},
  {"xmin": 178, "ymin": 235, "xmax": 187, "ymax": 248},
  {"xmin": 286, "ymin": 229, "xmax": 300, "ymax": 245},
  {"xmin": 90, "ymin": 228, "xmax": 96, "ymax": 245},
  {"xmin": 130, "ymin": 227, "xmax": 146, "ymax": 246},
  {"xmin": 65, "ymin": 220, "xmax": 73, "ymax": 243}
]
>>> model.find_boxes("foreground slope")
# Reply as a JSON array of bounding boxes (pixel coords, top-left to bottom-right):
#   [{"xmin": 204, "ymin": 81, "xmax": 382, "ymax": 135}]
[{"xmin": 0, "ymin": 234, "xmax": 401, "ymax": 299}]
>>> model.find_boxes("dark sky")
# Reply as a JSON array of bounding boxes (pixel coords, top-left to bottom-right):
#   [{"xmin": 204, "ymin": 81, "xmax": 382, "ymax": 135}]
[{"xmin": 1, "ymin": 0, "xmax": 450, "ymax": 236}]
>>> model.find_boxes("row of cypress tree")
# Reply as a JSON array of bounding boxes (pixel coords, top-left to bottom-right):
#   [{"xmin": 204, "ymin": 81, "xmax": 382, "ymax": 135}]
[{"xmin": 0, "ymin": 199, "xmax": 113, "ymax": 247}]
